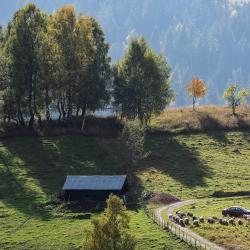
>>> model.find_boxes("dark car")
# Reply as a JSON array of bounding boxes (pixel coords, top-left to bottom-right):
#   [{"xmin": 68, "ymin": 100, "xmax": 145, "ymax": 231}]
[{"xmin": 222, "ymin": 206, "xmax": 250, "ymax": 217}]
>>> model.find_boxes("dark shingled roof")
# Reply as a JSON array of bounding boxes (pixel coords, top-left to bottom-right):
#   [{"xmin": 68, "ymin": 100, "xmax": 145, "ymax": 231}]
[{"xmin": 63, "ymin": 175, "xmax": 127, "ymax": 191}]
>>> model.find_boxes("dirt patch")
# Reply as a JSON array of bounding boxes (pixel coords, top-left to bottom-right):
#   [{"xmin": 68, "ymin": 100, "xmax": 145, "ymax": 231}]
[{"xmin": 148, "ymin": 192, "xmax": 181, "ymax": 204}]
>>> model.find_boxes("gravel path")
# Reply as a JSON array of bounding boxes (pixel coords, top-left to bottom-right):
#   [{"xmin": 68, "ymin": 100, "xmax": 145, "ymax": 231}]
[{"xmin": 155, "ymin": 200, "xmax": 225, "ymax": 250}]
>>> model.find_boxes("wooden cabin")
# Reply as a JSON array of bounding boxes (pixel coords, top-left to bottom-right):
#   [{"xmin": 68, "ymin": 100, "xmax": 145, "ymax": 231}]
[{"xmin": 63, "ymin": 175, "xmax": 128, "ymax": 201}]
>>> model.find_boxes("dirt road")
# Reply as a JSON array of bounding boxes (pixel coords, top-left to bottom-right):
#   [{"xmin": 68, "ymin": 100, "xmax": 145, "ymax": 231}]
[{"xmin": 155, "ymin": 200, "xmax": 225, "ymax": 250}]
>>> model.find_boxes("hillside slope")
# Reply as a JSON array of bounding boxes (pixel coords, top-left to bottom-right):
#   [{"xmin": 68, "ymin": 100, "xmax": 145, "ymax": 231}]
[
  {"xmin": 0, "ymin": 136, "xmax": 189, "ymax": 250},
  {"xmin": 1, "ymin": 130, "xmax": 250, "ymax": 248}
]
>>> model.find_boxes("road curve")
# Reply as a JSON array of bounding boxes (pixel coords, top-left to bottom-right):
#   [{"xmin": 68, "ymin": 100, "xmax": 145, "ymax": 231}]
[{"xmin": 155, "ymin": 200, "xmax": 225, "ymax": 250}]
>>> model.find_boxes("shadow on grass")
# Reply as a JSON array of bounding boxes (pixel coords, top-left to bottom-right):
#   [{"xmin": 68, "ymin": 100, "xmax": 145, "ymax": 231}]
[
  {"xmin": 0, "ymin": 154, "xmax": 52, "ymax": 220},
  {"xmin": 197, "ymin": 111, "xmax": 250, "ymax": 144},
  {"xmin": 143, "ymin": 135, "xmax": 213, "ymax": 188},
  {"xmin": 1, "ymin": 131, "xmax": 230, "ymax": 217},
  {"xmin": 195, "ymin": 112, "xmax": 230, "ymax": 144},
  {"xmin": 234, "ymin": 113, "xmax": 250, "ymax": 129},
  {"xmin": 0, "ymin": 136, "xmax": 122, "ymax": 218}
]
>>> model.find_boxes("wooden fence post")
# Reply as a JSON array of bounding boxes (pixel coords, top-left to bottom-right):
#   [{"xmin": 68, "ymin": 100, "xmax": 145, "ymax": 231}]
[{"xmin": 142, "ymin": 206, "xmax": 218, "ymax": 250}]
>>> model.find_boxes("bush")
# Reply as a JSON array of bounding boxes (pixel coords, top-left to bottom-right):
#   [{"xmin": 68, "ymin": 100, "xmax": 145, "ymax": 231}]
[{"xmin": 120, "ymin": 120, "xmax": 146, "ymax": 164}]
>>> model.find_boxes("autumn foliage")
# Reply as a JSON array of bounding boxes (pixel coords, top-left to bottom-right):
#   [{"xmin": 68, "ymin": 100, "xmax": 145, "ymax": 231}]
[
  {"xmin": 187, "ymin": 78, "xmax": 207, "ymax": 110},
  {"xmin": 83, "ymin": 194, "xmax": 136, "ymax": 250}
]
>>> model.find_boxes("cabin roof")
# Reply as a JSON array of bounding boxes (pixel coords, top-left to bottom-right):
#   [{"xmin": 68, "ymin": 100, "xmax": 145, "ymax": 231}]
[{"xmin": 63, "ymin": 175, "xmax": 127, "ymax": 191}]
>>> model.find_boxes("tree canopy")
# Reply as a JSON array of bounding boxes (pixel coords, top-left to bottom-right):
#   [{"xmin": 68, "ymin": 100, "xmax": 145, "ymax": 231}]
[
  {"xmin": 0, "ymin": 4, "xmax": 111, "ymax": 127},
  {"xmin": 113, "ymin": 37, "xmax": 173, "ymax": 124},
  {"xmin": 187, "ymin": 77, "xmax": 207, "ymax": 110},
  {"xmin": 4, "ymin": 3, "xmax": 46, "ymax": 127},
  {"xmin": 223, "ymin": 84, "xmax": 249, "ymax": 115}
]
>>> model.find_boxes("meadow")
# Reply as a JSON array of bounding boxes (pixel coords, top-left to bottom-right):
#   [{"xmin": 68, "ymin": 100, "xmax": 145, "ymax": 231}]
[
  {"xmin": 0, "ymin": 129, "xmax": 250, "ymax": 249},
  {"xmin": 140, "ymin": 130, "xmax": 250, "ymax": 199},
  {"xmin": 0, "ymin": 135, "xmax": 189, "ymax": 250}
]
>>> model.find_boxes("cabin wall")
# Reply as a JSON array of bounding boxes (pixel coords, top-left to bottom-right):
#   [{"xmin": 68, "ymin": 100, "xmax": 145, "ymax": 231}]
[
  {"xmin": 64, "ymin": 189, "xmax": 125, "ymax": 201},
  {"xmin": 122, "ymin": 180, "xmax": 129, "ymax": 193}
]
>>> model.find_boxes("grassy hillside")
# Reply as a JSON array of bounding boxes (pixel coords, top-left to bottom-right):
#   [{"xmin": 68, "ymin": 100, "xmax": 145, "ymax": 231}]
[
  {"xmin": 1, "ymin": 130, "xmax": 250, "ymax": 249},
  {"xmin": 140, "ymin": 130, "xmax": 250, "ymax": 249},
  {"xmin": 0, "ymin": 136, "xmax": 189, "ymax": 250},
  {"xmin": 150, "ymin": 105, "xmax": 250, "ymax": 133},
  {"xmin": 139, "ymin": 131, "xmax": 250, "ymax": 199}
]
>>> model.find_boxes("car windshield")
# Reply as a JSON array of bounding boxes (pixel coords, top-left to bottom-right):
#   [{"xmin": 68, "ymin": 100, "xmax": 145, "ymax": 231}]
[
  {"xmin": 229, "ymin": 207, "xmax": 248, "ymax": 212},
  {"xmin": 240, "ymin": 207, "xmax": 248, "ymax": 212}
]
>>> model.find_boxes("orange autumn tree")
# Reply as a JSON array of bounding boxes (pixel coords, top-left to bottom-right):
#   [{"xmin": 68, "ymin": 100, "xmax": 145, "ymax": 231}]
[{"xmin": 187, "ymin": 77, "xmax": 207, "ymax": 110}]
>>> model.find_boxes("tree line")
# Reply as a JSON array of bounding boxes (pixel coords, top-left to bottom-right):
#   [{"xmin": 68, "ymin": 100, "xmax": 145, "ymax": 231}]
[
  {"xmin": 0, "ymin": 3, "xmax": 174, "ymax": 128},
  {"xmin": 0, "ymin": 4, "xmax": 248, "ymax": 130}
]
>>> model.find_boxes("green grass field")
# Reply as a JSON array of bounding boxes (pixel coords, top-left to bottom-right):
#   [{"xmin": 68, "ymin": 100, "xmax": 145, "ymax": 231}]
[
  {"xmin": 139, "ymin": 130, "xmax": 250, "ymax": 249},
  {"xmin": 139, "ymin": 131, "xmax": 250, "ymax": 199},
  {"xmin": 1, "ymin": 130, "xmax": 250, "ymax": 249},
  {"xmin": 178, "ymin": 197, "xmax": 250, "ymax": 250},
  {"xmin": 0, "ymin": 135, "xmax": 189, "ymax": 250}
]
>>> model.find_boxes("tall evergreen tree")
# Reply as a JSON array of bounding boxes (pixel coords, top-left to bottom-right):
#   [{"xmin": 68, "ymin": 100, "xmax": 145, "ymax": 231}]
[{"xmin": 113, "ymin": 37, "xmax": 173, "ymax": 124}]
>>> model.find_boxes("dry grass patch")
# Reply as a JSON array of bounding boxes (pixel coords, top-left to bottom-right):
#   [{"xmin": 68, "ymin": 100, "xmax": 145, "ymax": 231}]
[{"xmin": 150, "ymin": 105, "xmax": 250, "ymax": 133}]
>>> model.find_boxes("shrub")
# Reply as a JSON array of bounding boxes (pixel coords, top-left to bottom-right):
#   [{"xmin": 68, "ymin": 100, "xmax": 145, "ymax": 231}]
[
  {"xmin": 83, "ymin": 194, "xmax": 136, "ymax": 250},
  {"xmin": 120, "ymin": 120, "xmax": 146, "ymax": 165}
]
